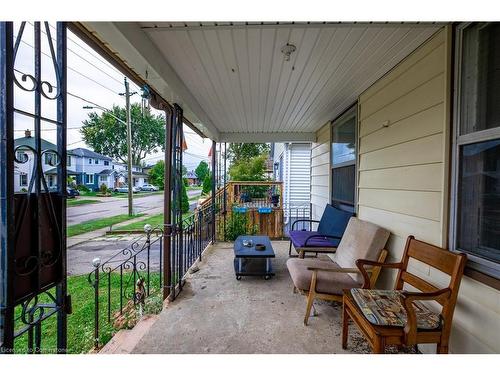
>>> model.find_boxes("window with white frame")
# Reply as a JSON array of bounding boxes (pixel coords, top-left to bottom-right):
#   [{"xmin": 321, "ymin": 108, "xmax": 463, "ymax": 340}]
[
  {"xmin": 67, "ymin": 155, "xmax": 71, "ymax": 166},
  {"xmin": 453, "ymin": 23, "xmax": 500, "ymax": 278},
  {"xmin": 86, "ymin": 174, "xmax": 94, "ymax": 184},
  {"xmin": 330, "ymin": 105, "xmax": 357, "ymax": 213},
  {"xmin": 100, "ymin": 175, "xmax": 107, "ymax": 183},
  {"xmin": 88, "ymin": 158, "xmax": 92, "ymax": 164},
  {"xmin": 95, "ymin": 159, "xmax": 99, "ymax": 164},
  {"xmin": 104, "ymin": 160, "xmax": 109, "ymax": 166},
  {"xmin": 19, "ymin": 173, "xmax": 28, "ymax": 187},
  {"xmin": 44, "ymin": 152, "xmax": 57, "ymax": 166},
  {"xmin": 16, "ymin": 151, "xmax": 28, "ymax": 162}
]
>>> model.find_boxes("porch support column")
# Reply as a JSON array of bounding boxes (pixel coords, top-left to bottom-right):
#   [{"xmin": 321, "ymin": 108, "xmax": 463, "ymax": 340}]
[
  {"xmin": 163, "ymin": 105, "xmax": 173, "ymax": 300},
  {"xmin": 0, "ymin": 21, "xmax": 15, "ymax": 353},
  {"xmin": 223, "ymin": 142, "xmax": 227, "ymax": 241},
  {"xmin": 211, "ymin": 141, "xmax": 216, "ymax": 243},
  {"xmin": 56, "ymin": 21, "xmax": 68, "ymax": 353}
]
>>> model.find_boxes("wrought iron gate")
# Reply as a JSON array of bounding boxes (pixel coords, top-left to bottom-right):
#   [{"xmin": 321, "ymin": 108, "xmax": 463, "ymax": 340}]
[{"xmin": 0, "ymin": 21, "xmax": 69, "ymax": 354}]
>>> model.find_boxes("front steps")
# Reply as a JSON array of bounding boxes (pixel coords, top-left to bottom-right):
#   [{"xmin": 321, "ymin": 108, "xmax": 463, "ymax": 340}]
[{"xmin": 99, "ymin": 314, "xmax": 159, "ymax": 354}]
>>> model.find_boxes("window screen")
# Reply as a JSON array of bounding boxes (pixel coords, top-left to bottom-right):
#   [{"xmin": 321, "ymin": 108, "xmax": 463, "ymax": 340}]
[{"xmin": 331, "ymin": 106, "xmax": 357, "ymax": 210}]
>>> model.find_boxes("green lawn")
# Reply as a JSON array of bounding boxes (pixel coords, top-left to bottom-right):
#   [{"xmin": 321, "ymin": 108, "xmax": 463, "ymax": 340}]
[
  {"xmin": 67, "ymin": 199, "xmax": 100, "ymax": 207},
  {"xmin": 186, "ymin": 186, "xmax": 202, "ymax": 191},
  {"xmin": 67, "ymin": 214, "xmax": 144, "ymax": 237},
  {"xmin": 13, "ymin": 273, "xmax": 161, "ymax": 354},
  {"xmin": 117, "ymin": 212, "xmax": 193, "ymax": 231}
]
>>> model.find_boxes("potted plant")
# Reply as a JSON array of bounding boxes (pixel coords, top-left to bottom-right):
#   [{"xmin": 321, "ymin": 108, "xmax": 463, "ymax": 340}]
[{"xmin": 271, "ymin": 186, "xmax": 280, "ymax": 207}]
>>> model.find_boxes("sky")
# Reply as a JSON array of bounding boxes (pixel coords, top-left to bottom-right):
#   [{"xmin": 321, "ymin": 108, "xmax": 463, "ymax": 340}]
[{"xmin": 13, "ymin": 21, "xmax": 211, "ymax": 171}]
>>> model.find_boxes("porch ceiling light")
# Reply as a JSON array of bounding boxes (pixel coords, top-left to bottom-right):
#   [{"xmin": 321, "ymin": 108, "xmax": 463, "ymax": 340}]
[{"xmin": 281, "ymin": 43, "xmax": 296, "ymax": 61}]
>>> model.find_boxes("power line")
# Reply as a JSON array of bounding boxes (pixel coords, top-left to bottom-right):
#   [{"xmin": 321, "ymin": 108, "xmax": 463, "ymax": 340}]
[
  {"xmin": 13, "ymin": 67, "xmax": 159, "ymax": 133},
  {"xmin": 16, "ymin": 37, "xmax": 121, "ymax": 95},
  {"xmin": 28, "ymin": 21, "xmax": 125, "ymax": 87},
  {"xmin": 184, "ymin": 151, "xmax": 209, "ymax": 160},
  {"xmin": 14, "ymin": 127, "xmax": 86, "ymax": 131},
  {"xmin": 45, "ymin": 22, "xmax": 143, "ymax": 93}
]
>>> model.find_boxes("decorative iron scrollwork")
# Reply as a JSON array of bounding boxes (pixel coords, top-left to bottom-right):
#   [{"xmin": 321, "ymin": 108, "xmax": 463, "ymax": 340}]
[
  {"xmin": 12, "ymin": 22, "xmax": 62, "ymax": 100},
  {"xmin": 1, "ymin": 21, "xmax": 68, "ymax": 353}
]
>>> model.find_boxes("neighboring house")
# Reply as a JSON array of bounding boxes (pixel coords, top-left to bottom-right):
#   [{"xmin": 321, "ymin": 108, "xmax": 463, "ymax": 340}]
[
  {"xmin": 114, "ymin": 163, "xmax": 149, "ymax": 188},
  {"xmin": 272, "ymin": 142, "xmax": 311, "ymax": 233},
  {"xmin": 69, "ymin": 148, "xmax": 115, "ymax": 191},
  {"xmin": 14, "ymin": 130, "xmax": 77, "ymax": 192},
  {"xmin": 185, "ymin": 170, "xmax": 199, "ymax": 186}
]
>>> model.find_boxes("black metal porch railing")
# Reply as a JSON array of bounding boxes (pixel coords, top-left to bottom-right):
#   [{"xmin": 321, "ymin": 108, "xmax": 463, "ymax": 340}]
[
  {"xmin": 87, "ymin": 226, "xmax": 164, "ymax": 350},
  {"xmin": 169, "ymin": 204, "xmax": 215, "ymax": 298},
  {"xmin": 88, "ymin": 204, "xmax": 216, "ymax": 350}
]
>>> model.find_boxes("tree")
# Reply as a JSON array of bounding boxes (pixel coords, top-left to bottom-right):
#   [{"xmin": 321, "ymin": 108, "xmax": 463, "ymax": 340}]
[
  {"xmin": 202, "ymin": 174, "xmax": 212, "ymax": 195},
  {"xmin": 229, "ymin": 154, "xmax": 268, "ymax": 181},
  {"xmin": 194, "ymin": 161, "xmax": 209, "ymax": 184},
  {"xmin": 227, "ymin": 143, "xmax": 270, "ymax": 164},
  {"xmin": 148, "ymin": 160, "xmax": 165, "ymax": 190},
  {"xmin": 148, "ymin": 160, "xmax": 188, "ymax": 213},
  {"xmin": 81, "ymin": 103, "xmax": 165, "ymax": 165},
  {"xmin": 229, "ymin": 154, "xmax": 268, "ymax": 197}
]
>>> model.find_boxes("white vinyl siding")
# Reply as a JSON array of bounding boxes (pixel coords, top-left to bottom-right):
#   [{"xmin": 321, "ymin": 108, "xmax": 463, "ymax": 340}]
[
  {"xmin": 273, "ymin": 143, "xmax": 311, "ymax": 210},
  {"xmin": 288, "ymin": 144, "xmax": 311, "ymax": 207},
  {"xmin": 310, "ymin": 122, "xmax": 331, "ymax": 221},
  {"xmin": 357, "ymin": 27, "xmax": 500, "ymax": 354}
]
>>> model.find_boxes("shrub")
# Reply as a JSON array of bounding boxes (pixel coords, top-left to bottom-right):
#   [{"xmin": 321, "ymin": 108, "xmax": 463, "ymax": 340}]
[
  {"xmin": 224, "ymin": 212, "xmax": 258, "ymax": 241},
  {"xmin": 77, "ymin": 184, "xmax": 90, "ymax": 192},
  {"xmin": 99, "ymin": 183, "xmax": 108, "ymax": 194},
  {"xmin": 202, "ymin": 174, "xmax": 212, "ymax": 195},
  {"xmin": 181, "ymin": 184, "xmax": 189, "ymax": 213}
]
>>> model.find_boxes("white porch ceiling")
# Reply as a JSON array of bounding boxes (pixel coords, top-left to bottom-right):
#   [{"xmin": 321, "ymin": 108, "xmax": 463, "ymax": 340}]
[{"xmin": 81, "ymin": 22, "xmax": 441, "ymax": 142}]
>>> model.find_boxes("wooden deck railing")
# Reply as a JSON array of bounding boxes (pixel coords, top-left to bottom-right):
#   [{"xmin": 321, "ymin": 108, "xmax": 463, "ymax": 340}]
[{"xmin": 196, "ymin": 181, "xmax": 284, "ymax": 239}]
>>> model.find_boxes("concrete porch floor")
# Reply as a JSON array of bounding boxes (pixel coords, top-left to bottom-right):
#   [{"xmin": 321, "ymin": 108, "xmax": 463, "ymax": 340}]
[{"xmin": 132, "ymin": 241, "xmax": 373, "ymax": 354}]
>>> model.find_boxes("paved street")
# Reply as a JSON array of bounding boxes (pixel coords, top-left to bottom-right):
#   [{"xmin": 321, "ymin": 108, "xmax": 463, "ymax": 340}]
[
  {"xmin": 68, "ymin": 189, "xmax": 201, "ymax": 225},
  {"xmin": 68, "ymin": 235, "xmax": 162, "ymax": 275},
  {"xmin": 67, "ymin": 189, "xmax": 202, "ymax": 275}
]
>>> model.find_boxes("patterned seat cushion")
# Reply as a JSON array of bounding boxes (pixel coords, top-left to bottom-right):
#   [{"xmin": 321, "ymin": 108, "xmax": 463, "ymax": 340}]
[{"xmin": 350, "ymin": 289, "xmax": 442, "ymax": 330}]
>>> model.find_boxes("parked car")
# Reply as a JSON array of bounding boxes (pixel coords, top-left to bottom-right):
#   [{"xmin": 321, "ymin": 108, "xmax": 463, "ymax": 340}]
[
  {"xmin": 67, "ymin": 186, "xmax": 80, "ymax": 198},
  {"xmin": 141, "ymin": 183, "xmax": 159, "ymax": 192},
  {"xmin": 114, "ymin": 185, "xmax": 140, "ymax": 193}
]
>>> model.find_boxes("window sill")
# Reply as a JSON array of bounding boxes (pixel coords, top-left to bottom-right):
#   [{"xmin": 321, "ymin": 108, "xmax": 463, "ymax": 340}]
[{"xmin": 464, "ymin": 266, "xmax": 500, "ymax": 291}]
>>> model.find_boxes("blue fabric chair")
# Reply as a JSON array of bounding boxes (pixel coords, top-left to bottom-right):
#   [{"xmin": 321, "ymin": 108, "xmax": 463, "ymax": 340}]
[{"xmin": 288, "ymin": 204, "xmax": 354, "ymax": 258}]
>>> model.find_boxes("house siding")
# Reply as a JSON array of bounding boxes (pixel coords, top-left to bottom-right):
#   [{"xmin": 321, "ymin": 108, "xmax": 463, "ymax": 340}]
[
  {"xmin": 357, "ymin": 27, "xmax": 500, "ymax": 353},
  {"xmin": 311, "ymin": 122, "xmax": 330, "ymax": 221},
  {"xmin": 288, "ymin": 143, "xmax": 311, "ymax": 207}
]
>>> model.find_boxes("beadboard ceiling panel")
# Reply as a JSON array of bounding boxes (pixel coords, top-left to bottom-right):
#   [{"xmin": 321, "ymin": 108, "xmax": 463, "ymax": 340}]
[{"xmin": 81, "ymin": 22, "xmax": 441, "ymax": 141}]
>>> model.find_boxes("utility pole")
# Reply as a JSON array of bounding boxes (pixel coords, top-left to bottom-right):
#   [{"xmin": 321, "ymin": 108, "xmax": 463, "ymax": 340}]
[{"xmin": 124, "ymin": 77, "xmax": 133, "ymax": 216}]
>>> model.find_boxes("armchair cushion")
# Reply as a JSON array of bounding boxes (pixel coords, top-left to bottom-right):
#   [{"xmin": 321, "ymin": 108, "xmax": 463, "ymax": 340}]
[
  {"xmin": 317, "ymin": 204, "xmax": 353, "ymax": 238},
  {"xmin": 334, "ymin": 218, "xmax": 390, "ymax": 284},
  {"xmin": 350, "ymin": 288, "xmax": 441, "ymax": 330},
  {"xmin": 286, "ymin": 258, "xmax": 360, "ymax": 295},
  {"xmin": 288, "ymin": 230, "xmax": 341, "ymax": 249}
]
